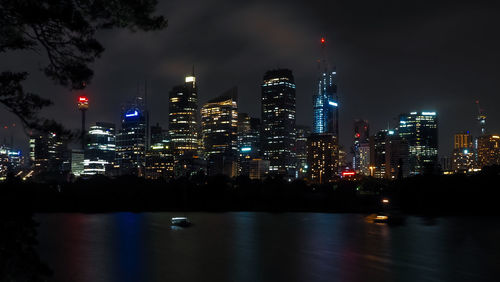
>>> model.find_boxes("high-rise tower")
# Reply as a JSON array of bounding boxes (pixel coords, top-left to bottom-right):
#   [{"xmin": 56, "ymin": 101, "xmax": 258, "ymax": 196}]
[
  {"xmin": 261, "ymin": 69, "xmax": 297, "ymax": 179},
  {"xmin": 313, "ymin": 37, "xmax": 338, "ymax": 135},
  {"xmin": 168, "ymin": 72, "xmax": 199, "ymax": 157}
]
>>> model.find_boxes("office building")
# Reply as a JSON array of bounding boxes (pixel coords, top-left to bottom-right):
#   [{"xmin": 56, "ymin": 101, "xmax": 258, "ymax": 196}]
[
  {"xmin": 295, "ymin": 125, "xmax": 311, "ymax": 179},
  {"xmin": 477, "ymin": 134, "xmax": 500, "ymax": 168},
  {"xmin": 398, "ymin": 111, "xmax": 438, "ymax": 175},
  {"xmin": 145, "ymin": 143, "xmax": 174, "ymax": 180},
  {"xmin": 352, "ymin": 119, "xmax": 369, "ymax": 173},
  {"xmin": 237, "ymin": 113, "xmax": 261, "ymax": 176},
  {"xmin": 84, "ymin": 122, "xmax": 116, "ymax": 175},
  {"xmin": 307, "ymin": 133, "xmax": 338, "ymax": 184},
  {"xmin": 385, "ymin": 133, "xmax": 410, "ymax": 179},
  {"xmin": 261, "ymin": 69, "xmax": 297, "ymax": 179},
  {"xmin": 29, "ymin": 132, "xmax": 67, "ymax": 175},
  {"xmin": 201, "ymin": 87, "xmax": 238, "ymax": 177},
  {"xmin": 169, "ymin": 73, "xmax": 199, "ymax": 157},
  {"xmin": 451, "ymin": 132, "xmax": 476, "ymax": 172},
  {"xmin": 116, "ymin": 97, "xmax": 147, "ymax": 176}
]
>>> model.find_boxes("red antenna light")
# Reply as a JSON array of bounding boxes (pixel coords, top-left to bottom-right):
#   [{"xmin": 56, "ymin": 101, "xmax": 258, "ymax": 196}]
[{"xmin": 321, "ymin": 37, "xmax": 325, "ymax": 44}]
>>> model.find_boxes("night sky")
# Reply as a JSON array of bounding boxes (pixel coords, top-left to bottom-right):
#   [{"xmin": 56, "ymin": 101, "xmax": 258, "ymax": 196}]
[{"xmin": 1, "ymin": 0, "xmax": 499, "ymax": 158}]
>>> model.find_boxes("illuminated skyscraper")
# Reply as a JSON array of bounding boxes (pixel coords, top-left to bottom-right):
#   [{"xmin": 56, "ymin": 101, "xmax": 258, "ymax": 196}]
[
  {"xmin": 261, "ymin": 69, "xmax": 296, "ymax": 179},
  {"xmin": 295, "ymin": 125, "xmax": 311, "ymax": 179},
  {"xmin": 237, "ymin": 113, "xmax": 261, "ymax": 176},
  {"xmin": 116, "ymin": 97, "xmax": 147, "ymax": 176},
  {"xmin": 398, "ymin": 111, "xmax": 438, "ymax": 175},
  {"xmin": 352, "ymin": 119, "xmax": 369, "ymax": 172},
  {"xmin": 370, "ymin": 130, "xmax": 389, "ymax": 179},
  {"xmin": 168, "ymin": 73, "xmax": 199, "ymax": 157},
  {"xmin": 29, "ymin": 132, "xmax": 67, "ymax": 175},
  {"xmin": 385, "ymin": 133, "xmax": 410, "ymax": 179},
  {"xmin": 83, "ymin": 122, "xmax": 116, "ymax": 176},
  {"xmin": 477, "ymin": 134, "xmax": 500, "ymax": 168},
  {"xmin": 451, "ymin": 132, "xmax": 476, "ymax": 172},
  {"xmin": 313, "ymin": 37, "xmax": 338, "ymax": 135},
  {"xmin": 307, "ymin": 133, "xmax": 338, "ymax": 184},
  {"xmin": 201, "ymin": 87, "xmax": 238, "ymax": 177}
]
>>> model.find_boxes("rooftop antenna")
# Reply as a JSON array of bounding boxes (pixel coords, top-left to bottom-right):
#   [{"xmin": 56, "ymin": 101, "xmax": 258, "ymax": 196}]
[{"xmin": 475, "ymin": 100, "xmax": 487, "ymax": 135}]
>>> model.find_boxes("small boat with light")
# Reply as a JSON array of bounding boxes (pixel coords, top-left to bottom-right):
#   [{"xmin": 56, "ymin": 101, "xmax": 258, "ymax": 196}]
[
  {"xmin": 373, "ymin": 214, "xmax": 389, "ymax": 223},
  {"xmin": 171, "ymin": 217, "xmax": 192, "ymax": 227}
]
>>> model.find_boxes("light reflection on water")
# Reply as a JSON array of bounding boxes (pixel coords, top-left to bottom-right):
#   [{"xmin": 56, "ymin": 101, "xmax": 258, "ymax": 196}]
[{"xmin": 35, "ymin": 213, "xmax": 500, "ymax": 282}]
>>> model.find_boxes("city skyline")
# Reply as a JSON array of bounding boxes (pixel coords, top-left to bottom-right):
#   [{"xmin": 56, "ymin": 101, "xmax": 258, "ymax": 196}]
[{"xmin": 1, "ymin": 0, "xmax": 499, "ymax": 158}]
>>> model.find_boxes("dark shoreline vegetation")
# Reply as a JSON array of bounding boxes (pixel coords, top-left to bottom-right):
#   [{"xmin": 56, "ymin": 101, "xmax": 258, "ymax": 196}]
[{"xmin": 2, "ymin": 165, "xmax": 500, "ymax": 215}]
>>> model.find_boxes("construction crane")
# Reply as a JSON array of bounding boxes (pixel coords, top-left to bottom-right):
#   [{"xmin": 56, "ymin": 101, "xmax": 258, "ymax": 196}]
[{"xmin": 475, "ymin": 100, "xmax": 487, "ymax": 135}]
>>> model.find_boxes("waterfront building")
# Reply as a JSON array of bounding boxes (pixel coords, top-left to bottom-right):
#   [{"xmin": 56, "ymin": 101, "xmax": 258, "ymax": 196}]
[
  {"xmin": 237, "ymin": 113, "xmax": 261, "ymax": 176},
  {"xmin": 451, "ymin": 132, "xmax": 476, "ymax": 172},
  {"xmin": 169, "ymin": 73, "xmax": 199, "ymax": 157},
  {"xmin": 83, "ymin": 122, "xmax": 115, "ymax": 176},
  {"xmin": 201, "ymin": 87, "xmax": 238, "ymax": 177},
  {"xmin": 295, "ymin": 125, "xmax": 311, "ymax": 179},
  {"xmin": 384, "ymin": 133, "xmax": 410, "ymax": 179},
  {"xmin": 29, "ymin": 132, "xmax": 67, "ymax": 175},
  {"xmin": 477, "ymin": 134, "xmax": 500, "ymax": 168},
  {"xmin": 261, "ymin": 69, "xmax": 297, "ymax": 179},
  {"xmin": 0, "ymin": 145, "xmax": 23, "ymax": 178},
  {"xmin": 145, "ymin": 143, "xmax": 174, "ymax": 180},
  {"xmin": 358, "ymin": 142, "xmax": 371, "ymax": 176},
  {"xmin": 249, "ymin": 158, "xmax": 270, "ymax": 180},
  {"xmin": 307, "ymin": 133, "xmax": 338, "ymax": 184},
  {"xmin": 116, "ymin": 97, "xmax": 147, "ymax": 176},
  {"xmin": 398, "ymin": 111, "xmax": 438, "ymax": 175},
  {"xmin": 352, "ymin": 119, "xmax": 370, "ymax": 173}
]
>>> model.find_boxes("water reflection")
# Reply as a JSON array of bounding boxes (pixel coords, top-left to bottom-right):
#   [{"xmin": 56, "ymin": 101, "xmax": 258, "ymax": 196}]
[{"xmin": 35, "ymin": 213, "xmax": 500, "ymax": 282}]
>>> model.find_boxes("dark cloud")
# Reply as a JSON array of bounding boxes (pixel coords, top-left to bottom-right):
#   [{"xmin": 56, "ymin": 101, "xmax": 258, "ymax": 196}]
[{"xmin": 1, "ymin": 0, "xmax": 499, "ymax": 158}]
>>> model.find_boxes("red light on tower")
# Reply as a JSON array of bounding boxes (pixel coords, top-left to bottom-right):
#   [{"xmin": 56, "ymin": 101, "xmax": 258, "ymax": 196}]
[
  {"xmin": 321, "ymin": 37, "xmax": 325, "ymax": 44},
  {"xmin": 77, "ymin": 96, "xmax": 89, "ymax": 110}
]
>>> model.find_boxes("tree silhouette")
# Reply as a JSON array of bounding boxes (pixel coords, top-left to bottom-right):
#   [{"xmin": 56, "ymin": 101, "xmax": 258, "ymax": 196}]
[{"xmin": 0, "ymin": 0, "xmax": 167, "ymax": 136}]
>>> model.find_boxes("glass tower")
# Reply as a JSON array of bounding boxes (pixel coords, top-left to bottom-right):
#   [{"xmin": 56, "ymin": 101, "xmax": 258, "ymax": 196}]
[
  {"xmin": 398, "ymin": 111, "xmax": 438, "ymax": 175},
  {"xmin": 261, "ymin": 69, "xmax": 296, "ymax": 179}
]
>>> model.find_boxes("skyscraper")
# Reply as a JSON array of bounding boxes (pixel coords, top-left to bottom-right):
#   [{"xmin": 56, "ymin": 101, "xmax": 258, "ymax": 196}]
[
  {"xmin": 116, "ymin": 97, "xmax": 147, "ymax": 176},
  {"xmin": 29, "ymin": 132, "xmax": 67, "ymax": 175},
  {"xmin": 398, "ymin": 111, "xmax": 438, "ymax": 175},
  {"xmin": 201, "ymin": 87, "xmax": 238, "ymax": 177},
  {"xmin": 385, "ymin": 132, "xmax": 410, "ymax": 179},
  {"xmin": 261, "ymin": 69, "xmax": 297, "ymax": 179},
  {"xmin": 352, "ymin": 119, "xmax": 369, "ymax": 173},
  {"xmin": 477, "ymin": 134, "xmax": 500, "ymax": 168},
  {"xmin": 295, "ymin": 125, "xmax": 311, "ymax": 179},
  {"xmin": 451, "ymin": 132, "xmax": 475, "ymax": 172},
  {"xmin": 370, "ymin": 130, "xmax": 389, "ymax": 179},
  {"xmin": 237, "ymin": 113, "xmax": 261, "ymax": 176},
  {"xmin": 307, "ymin": 133, "xmax": 338, "ymax": 184},
  {"xmin": 84, "ymin": 122, "xmax": 116, "ymax": 176},
  {"xmin": 313, "ymin": 37, "xmax": 338, "ymax": 135},
  {"xmin": 168, "ymin": 74, "xmax": 199, "ymax": 157}
]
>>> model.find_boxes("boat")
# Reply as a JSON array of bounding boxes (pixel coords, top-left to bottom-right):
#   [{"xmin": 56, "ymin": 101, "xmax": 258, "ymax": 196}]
[
  {"xmin": 373, "ymin": 214, "xmax": 389, "ymax": 223},
  {"xmin": 171, "ymin": 217, "xmax": 192, "ymax": 227}
]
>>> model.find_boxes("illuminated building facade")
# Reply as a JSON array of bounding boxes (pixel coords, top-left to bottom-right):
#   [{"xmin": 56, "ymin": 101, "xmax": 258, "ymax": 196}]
[
  {"xmin": 370, "ymin": 130, "xmax": 389, "ymax": 179},
  {"xmin": 249, "ymin": 159, "xmax": 270, "ymax": 180},
  {"xmin": 307, "ymin": 133, "xmax": 338, "ymax": 184},
  {"xmin": 145, "ymin": 144, "xmax": 174, "ymax": 180},
  {"xmin": 451, "ymin": 132, "xmax": 476, "ymax": 172},
  {"xmin": 477, "ymin": 134, "xmax": 500, "ymax": 168},
  {"xmin": 295, "ymin": 125, "xmax": 311, "ymax": 179},
  {"xmin": 385, "ymin": 133, "xmax": 410, "ymax": 179},
  {"xmin": 352, "ymin": 119, "xmax": 370, "ymax": 173},
  {"xmin": 83, "ymin": 122, "xmax": 116, "ymax": 176},
  {"xmin": 237, "ymin": 113, "xmax": 261, "ymax": 176},
  {"xmin": 116, "ymin": 97, "xmax": 147, "ymax": 176},
  {"xmin": 313, "ymin": 37, "xmax": 338, "ymax": 135},
  {"xmin": 201, "ymin": 87, "xmax": 238, "ymax": 177},
  {"xmin": 398, "ymin": 111, "xmax": 438, "ymax": 175},
  {"xmin": 29, "ymin": 133, "xmax": 67, "ymax": 175},
  {"xmin": 261, "ymin": 69, "xmax": 297, "ymax": 179},
  {"xmin": 169, "ymin": 74, "xmax": 199, "ymax": 157},
  {"xmin": 0, "ymin": 145, "xmax": 23, "ymax": 178},
  {"xmin": 358, "ymin": 142, "xmax": 371, "ymax": 176}
]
